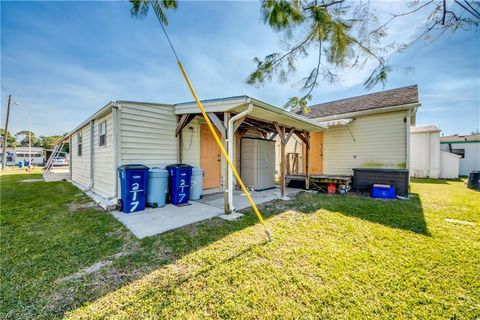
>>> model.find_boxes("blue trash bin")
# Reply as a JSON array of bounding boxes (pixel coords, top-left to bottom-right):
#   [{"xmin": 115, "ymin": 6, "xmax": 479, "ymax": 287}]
[
  {"xmin": 18, "ymin": 161, "xmax": 24, "ymax": 169},
  {"xmin": 166, "ymin": 164, "xmax": 192, "ymax": 205},
  {"xmin": 190, "ymin": 167, "xmax": 203, "ymax": 200},
  {"xmin": 147, "ymin": 167, "xmax": 169, "ymax": 207},
  {"xmin": 118, "ymin": 164, "xmax": 149, "ymax": 213}
]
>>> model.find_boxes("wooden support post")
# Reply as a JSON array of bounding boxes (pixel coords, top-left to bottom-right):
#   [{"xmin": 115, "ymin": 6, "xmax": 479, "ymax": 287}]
[
  {"xmin": 274, "ymin": 125, "xmax": 285, "ymax": 197},
  {"xmin": 305, "ymin": 131, "xmax": 310, "ymax": 190},
  {"xmin": 176, "ymin": 115, "xmax": 183, "ymax": 163}
]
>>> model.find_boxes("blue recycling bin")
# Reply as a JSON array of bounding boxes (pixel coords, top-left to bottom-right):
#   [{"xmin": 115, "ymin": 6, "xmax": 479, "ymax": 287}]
[
  {"xmin": 18, "ymin": 161, "xmax": 24, "ymax": 169},
  {"xmin": 118, "ymin": 164, "xmax": 149, "ymax": 213},
  {"xmin": 147, "ymin": 167, "xmax": 169, "ymax": 207},
  {"xmin": 166, "ymin": 164, "xmax": 192, "ymax": 205}
]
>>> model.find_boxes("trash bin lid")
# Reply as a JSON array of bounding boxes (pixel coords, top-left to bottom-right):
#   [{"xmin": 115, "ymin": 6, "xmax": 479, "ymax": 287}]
[
  {"xmin": 191, "ymin": 166, "xmax": 203, "ymax": 174},
  {"xmin": 166, "ymin": 164, "xmax": 192, "ymax": 169},
  {"xmin": 118, "ymin": 164, "xmax": 149, "ymax": 170},
  {"xmin": 149, "ymin": 167, "xmax": 169, "ymax": 178}
]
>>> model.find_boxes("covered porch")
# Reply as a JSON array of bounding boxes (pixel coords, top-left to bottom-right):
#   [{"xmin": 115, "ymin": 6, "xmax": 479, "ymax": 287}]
[{"xmin": 174, "ymin": 96, "xmax": 326, "ymax": 214}]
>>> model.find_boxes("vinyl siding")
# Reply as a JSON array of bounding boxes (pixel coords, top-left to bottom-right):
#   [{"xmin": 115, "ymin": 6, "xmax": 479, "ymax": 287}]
[
  {"xmin": 92, "ymin": 112, "xmax": 115, "ymax": 198},
  {"xmin": 71, "ymin": 124, "xmax": 91, "ymax": 188},
  {"xmin": 323, "ymin": 111, "xmax": 408, "ymax": 175},
  {"xmin": 181, "ymin": 117, "xmax": 201, "ymax": 167},
  {"xmin": 440, "ymin": 142, "xmax": 480, "ymax": 176},
  {"xmin": 120, "ymin": 103, "xmax": 177, "ymax": 168}
]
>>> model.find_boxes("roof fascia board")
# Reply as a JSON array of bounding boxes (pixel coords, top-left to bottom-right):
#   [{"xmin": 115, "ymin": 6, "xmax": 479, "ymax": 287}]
[
  {"xmin": 174, "ymin": 97, "xmax": 248, "ymax": 114},
  {"xmin": 249, "ymin": 97, "xmax": 327, "ymax": 131},
  {"xmin": 310, "ymin": 102, "xmax": 421, "ymax": 122},
  {"xmin": 65, "ymin": 101, "xmax": 115, "ymax": 138}
]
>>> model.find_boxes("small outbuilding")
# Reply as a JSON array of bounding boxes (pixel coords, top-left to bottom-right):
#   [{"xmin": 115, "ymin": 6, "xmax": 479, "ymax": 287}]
[
  {"xmin": 440, "ymin": 134, "xmax": 480, "ymax": 176},
  {"xmin": 409, "ymin": 125, "xmax": 460, "ymax": 179}
]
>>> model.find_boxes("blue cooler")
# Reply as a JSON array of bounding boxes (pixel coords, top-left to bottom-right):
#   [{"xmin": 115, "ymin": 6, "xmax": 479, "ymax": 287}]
[
  {"xmin": 166, "ymin": 164, "xmax": 192, "ymax": 205},
  {"xmin": 189, "ymin": 167, "xmax": 204, "ymax": 200},
  {"xmin": 147, "ymin": 167, "xmax": 169, "ymax": 207},
  {"xmin": 118, "ymin": 164, "xmax": 149, "ymax": 213},
  {"xmin": 371, "ymin": 184, "xmax": 396, "ymax": 199}
]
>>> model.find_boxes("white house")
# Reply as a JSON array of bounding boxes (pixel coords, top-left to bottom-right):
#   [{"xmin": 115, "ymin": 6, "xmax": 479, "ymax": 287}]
[
  {"xmin": 0, "ymin": 147, "xmax": 45, "ymax": 166},
  {"xmin": 279, "ymin": 85, "xmax": 421, "ymax": 176},
  {"xmin": 440, "ymin": 134, "xmax": 480, "ymax": 176},
  {"xmin": 64, "ymin": 97, "xmax": 325, "ymax": 211},
  {"xmin": 409, "ymin": 125, "xmax": 460, "ymax": 179}
]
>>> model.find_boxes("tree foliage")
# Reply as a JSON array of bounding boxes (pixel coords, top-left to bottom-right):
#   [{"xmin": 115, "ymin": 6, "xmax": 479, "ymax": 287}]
[
  {"xmin": 127, "ymin": 0, "xmax": 479, "ymax": 113},
  {"xmin": 248, "ymin": 0, "xmax": 480, "ymax": 112},
  {"xmin": 0, "ymin": 129, "xmax": 16, "ymax": 148},
  {"xmin": 129, "ymin": 0, "xmax": 177, "ymax": 24},
  {"xmin": 15, "ymin": 130, "xmax": 40, "ymax": 147}
]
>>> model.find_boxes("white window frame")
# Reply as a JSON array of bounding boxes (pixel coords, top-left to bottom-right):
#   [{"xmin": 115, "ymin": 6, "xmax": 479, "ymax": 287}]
[
  {"xmin": 99, "ymin": 121, "xmax": 107, "ymax": 147},
  {"xmin": 77, "ymin": 132, "xmax": 83, "ymax": 156}
]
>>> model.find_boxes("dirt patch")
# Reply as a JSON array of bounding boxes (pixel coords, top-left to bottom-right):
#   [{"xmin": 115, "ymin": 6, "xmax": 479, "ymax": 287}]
[
  {"xmin": 445, "ymin": 218, "xmax": 476, "ymax": 227},
  {"xmin": 67, "ymin": 201, "xmax": 99, "ymax": 213},
  {"xmin": 20, "ymin": 178, "xmax": 44, "ymax": 183}
]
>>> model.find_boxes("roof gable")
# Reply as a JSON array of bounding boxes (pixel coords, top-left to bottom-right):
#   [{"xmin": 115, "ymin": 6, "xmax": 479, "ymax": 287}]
[{"xmin": 304, "ymin": 85, "xmax": 419, "ymax": 119}]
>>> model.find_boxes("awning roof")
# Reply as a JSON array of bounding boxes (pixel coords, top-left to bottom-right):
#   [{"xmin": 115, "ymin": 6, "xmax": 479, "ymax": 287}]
[{"xmin": 174, "ymin": 96, "xmax": 326, "ymax": 132}]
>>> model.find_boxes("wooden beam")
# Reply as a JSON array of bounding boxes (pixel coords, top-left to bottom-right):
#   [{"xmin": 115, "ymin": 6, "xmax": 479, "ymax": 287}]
[
  {"xmin": 176, "ymin": 115, "xmax": 183, "ymax": 162},
  {"xmin": 280, "ymin": 138, "xmax": 286, "ymax": 197},
  {"xmin": 207, "ymin": 112, "xmax": 226, "ymax": 137},
  {"xmin": 284, "ymin": 127, "xmax": 296, "ymax": 144},
  {"xmin": 269, "ymin": 132, "xmax": 278, "ymax": 140},
  {"xmin": 233, "ymin": 116, "xmax": 246, "ymax": 133},
  {"xmin": 305, "ymin": 131, "xmax": 310, "ymax": 190},
  {"xmin": 175, "ymin": 114, "xmax": 190, "ymax": 137},
  {"xmin": 273, "ymin": 122, "xmax": 286, "ymax": 145},
  {"xmin": 302, "ymin": 130, "xmax": 310, "ymax": 149},
  {"xmin": 294, "ymin": 131, "xmax": 307, "ymax": 145}
]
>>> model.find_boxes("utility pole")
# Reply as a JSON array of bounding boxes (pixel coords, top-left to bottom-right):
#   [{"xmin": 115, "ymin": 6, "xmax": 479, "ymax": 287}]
[{"xmin": 2, "ymin": 95, "xmax": 12, "ymax": 170}]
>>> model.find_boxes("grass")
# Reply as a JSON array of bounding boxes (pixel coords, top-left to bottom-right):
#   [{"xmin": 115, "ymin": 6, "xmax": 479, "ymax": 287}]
[{"xmin": 1, "ymin": 173, "xmax": 479, "ymax": 319}]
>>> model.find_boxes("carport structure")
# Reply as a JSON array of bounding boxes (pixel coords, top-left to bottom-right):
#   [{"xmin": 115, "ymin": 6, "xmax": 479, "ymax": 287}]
[{"xmin": 174, "ymin": 96, "xmax": 327, "ymax": 214}]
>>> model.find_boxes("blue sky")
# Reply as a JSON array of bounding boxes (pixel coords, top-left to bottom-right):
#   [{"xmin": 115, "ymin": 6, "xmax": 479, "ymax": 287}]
[{"xmin": 1, "ymin": 1, "xmax": 479, "ymax": 136}]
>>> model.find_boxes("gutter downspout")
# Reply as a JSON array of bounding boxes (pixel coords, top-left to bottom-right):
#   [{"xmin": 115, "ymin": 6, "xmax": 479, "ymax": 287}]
[
  {"xmin": 112, "ymin": 103, "xmax": 119, "ymax": 200},
  {"xmin": 88, "ymin": 120, "xmax": 95, "ymax": 190},
  {"xmin": 406, "ymin": 109, "xmax": 411, "ymax": 183},
  {"xmin": 226, "ymin": 101, "xmax": 253, "ymax": 213}
]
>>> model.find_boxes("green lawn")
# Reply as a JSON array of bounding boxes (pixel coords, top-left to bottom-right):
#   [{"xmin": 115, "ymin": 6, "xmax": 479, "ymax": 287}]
[{"xmin": 1, "ymin": 173, "xmax": 479, "ymax": 319}]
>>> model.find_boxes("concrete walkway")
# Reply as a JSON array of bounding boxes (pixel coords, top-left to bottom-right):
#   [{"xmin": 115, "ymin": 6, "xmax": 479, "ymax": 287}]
[
  {"xmin": 112, "ymin": 202, "xmax": 224, "ymax": 239},
  {"xmin": 112, "ymin": 187, "xmax": 303, "ymax": 239}
]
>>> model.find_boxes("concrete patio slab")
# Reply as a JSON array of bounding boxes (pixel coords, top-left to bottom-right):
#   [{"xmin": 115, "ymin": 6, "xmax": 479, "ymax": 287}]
[
  {"xmin": 199, "ymin": 187, "xmax": 302, "ymax": 211},
  {"xmin": 112, "ymin": 201, "xmax": 224, "ymax": 239},
  {"xmin": 219, "ymin": 212, "xmax": 244, "ymax": 221}
]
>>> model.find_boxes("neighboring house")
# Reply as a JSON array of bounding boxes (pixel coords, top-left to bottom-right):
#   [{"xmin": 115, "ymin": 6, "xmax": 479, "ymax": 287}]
[
  {"xmin": 65, "ymin": 97, "xmax": 325, "ymax": 211},
  {"xmin": 280, "ymin": 85, "xmax": 420, "ymax": 176},
  {"xmin": 410, "ymin": 125, "xmax": 460, "ymax": 179},
  {"xmin": 440, "ymin": 134, "xmax": 480, "ymax": 176},
  {"xmin": 0, "ymin": 147, "xmax": 45, "ymax": 166}
]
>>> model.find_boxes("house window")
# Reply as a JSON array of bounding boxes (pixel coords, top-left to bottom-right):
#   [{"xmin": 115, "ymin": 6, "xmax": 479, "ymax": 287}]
[
  {"xmin": 99, "ymin": 121, "xmax": 106, "ymax": 147},
  {"xmin": 78, "ymin": 132, "xmax": 83, "ymax": 156}
]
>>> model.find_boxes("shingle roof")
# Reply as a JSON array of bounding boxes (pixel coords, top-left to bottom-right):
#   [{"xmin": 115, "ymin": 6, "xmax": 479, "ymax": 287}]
[
  {"xmin": 440, "ymin": 134, "xmax": 480, "ymax": 142},
  {"xmin": 304, "ymin": 85, "xmax": 419, "ymax": 119},
  {"xmin": 411, "ymin": 125, "xmax": 441, "ymax": 133}
]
